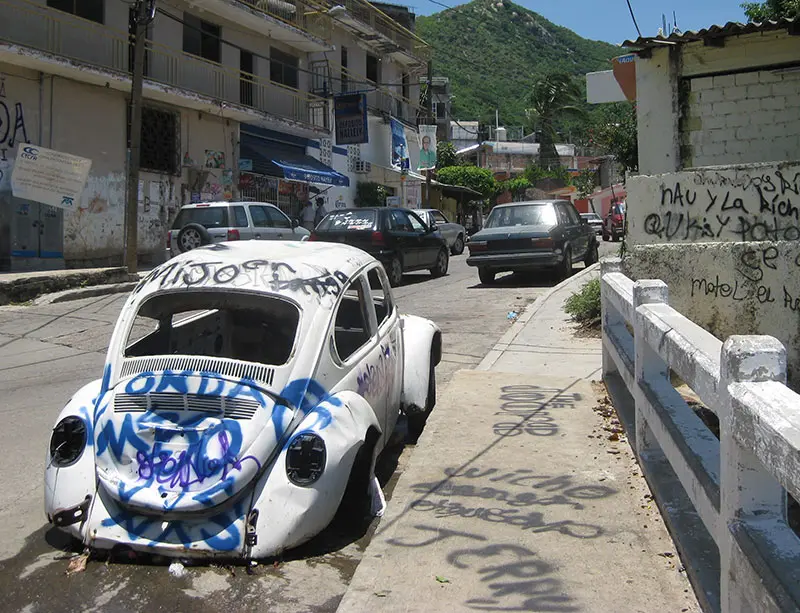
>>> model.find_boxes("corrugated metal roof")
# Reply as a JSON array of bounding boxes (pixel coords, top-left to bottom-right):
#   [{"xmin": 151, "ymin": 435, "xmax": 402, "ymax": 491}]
[{"xmin": 622, "ymin": 17, "xmax": 798, "ymax": 49}]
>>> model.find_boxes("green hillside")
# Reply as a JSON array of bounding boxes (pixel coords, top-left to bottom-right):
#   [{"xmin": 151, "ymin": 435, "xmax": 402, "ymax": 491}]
[{"xmin": 416, "ymin": 0, "xmax": 621, "ymax": 127}]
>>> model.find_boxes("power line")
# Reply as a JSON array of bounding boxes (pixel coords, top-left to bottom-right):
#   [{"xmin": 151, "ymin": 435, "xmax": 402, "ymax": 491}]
[{"xmin": 625, "ymin": 0, "xmax": 642, "ymax": 38}]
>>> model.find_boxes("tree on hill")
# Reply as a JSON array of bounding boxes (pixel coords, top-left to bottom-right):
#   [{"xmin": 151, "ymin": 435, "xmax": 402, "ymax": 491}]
[
  {"xmin": 741, "ymin": 0, "xmax": 800, "ymax": 20},
  {"xmin": 526, "ymin": 73, "xmax": 585, "ymax": 169}
]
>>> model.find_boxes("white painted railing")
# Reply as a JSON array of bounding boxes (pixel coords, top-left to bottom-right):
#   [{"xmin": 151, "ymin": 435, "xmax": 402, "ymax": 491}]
[{"xmin": 601, "ymin": 257, "xmax": 800, "ymax": 613}]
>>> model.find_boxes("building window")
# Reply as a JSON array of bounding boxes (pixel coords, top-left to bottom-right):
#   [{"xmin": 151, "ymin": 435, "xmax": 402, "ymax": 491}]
[
  {"xmin": 402, "ymin": 73, "xmax": 409, "ymax": 100},
  {"xmin": 437, "ymin": 101, "xmax": 446, "ymax": 119},
  {"xmin": 47, "ymin": 0, "xmax": 103, "ymax": 24},
  {"xmin": 270, "ymin": 48, "xmax": 299, "ymax": 89},
  {"xmin": 240, "ymin": 51, "xmax": 254, "ymax": 107},
  {"xmin": 128, "ymin": 106, "xmax": 180, "ymax": 175},
  {"xmin": 366, "ymin": 54, "xmax": 379, "ymax": 83},
  {"xmin": 341, "ymin": 46, "xmax": 348, "ymax": 92},
  {"xmin": 183, "ymin": 13, "xmax": 221, "ymax": 63}
]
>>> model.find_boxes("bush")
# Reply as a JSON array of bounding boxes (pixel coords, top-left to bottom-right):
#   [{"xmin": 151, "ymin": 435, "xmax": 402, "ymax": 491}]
[{"xmin": 564, "ymin": 278, "xmax": 601, "ymax": 325}]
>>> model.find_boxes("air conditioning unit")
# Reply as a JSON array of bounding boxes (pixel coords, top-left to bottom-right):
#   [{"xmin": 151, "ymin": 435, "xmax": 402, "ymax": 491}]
[{"xmin": 353, "ymin": 160, "xmax": 371, "ymax": 174}]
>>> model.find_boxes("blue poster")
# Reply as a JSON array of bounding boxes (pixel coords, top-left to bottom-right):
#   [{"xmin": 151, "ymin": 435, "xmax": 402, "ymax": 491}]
[
  {"xmin": 334, "ymin": 93, "xmax": 369, "ymax": 145},
  {"xmin": 390, "ymin": 118, "xmax": 410, "ymax": 173}
]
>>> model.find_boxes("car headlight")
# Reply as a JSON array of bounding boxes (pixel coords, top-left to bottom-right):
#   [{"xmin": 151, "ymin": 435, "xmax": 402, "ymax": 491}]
[
  {"xmin": 49, "ymin": 416, "xmax": 87, "ymax": 467},
  {"xmin": 286, "ymin": 432, "xmax": 326, "ymax": 486}
]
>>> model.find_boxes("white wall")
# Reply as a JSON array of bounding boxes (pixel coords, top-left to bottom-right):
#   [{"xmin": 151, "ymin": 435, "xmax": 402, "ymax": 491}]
[
  {"xmin": 624, "ymin": 162, "xmax": 800, "ymax": 386},
  {"xmin": 635, "ymin": 48, "xmax": 680, "ymax": 175},
  {"xmin": 683, "ymin": 69, "xmax": 800, "ymax": 167}
]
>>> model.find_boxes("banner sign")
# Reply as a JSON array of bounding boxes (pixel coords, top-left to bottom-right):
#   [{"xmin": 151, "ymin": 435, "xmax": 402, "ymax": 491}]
[
  {"xmin": 334, "ymin": 93, "xmax": 369, "ymax": 145},
  {"xmin": 390, "ymin": 117, "xmax": 410, "ymax": 172},
  {"xmin": 11, "ymin": 144, "xmax": 92, "ymax": 210},
  {"xmin": 418, "ymin": 124, "xmax": 437, "ymax": 171}
]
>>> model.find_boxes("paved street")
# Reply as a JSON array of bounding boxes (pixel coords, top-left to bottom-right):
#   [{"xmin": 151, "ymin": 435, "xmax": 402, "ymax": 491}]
[{"xmin": 0, "ymin": 244, "xmax": 615, "ymax": 613}]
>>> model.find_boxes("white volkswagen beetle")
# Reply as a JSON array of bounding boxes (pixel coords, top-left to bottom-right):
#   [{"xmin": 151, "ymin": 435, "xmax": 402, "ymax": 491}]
[{"xmin": 44, "ymin": 241, "xmax": 441, "ymax": 559}]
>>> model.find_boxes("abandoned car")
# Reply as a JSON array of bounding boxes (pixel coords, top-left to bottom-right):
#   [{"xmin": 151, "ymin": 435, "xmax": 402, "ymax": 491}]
[{"xmin": 44, "ymin": 241, "xmax": 441, "ymax": 559}]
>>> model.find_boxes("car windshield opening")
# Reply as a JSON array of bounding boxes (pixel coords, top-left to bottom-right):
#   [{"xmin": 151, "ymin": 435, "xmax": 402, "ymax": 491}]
[
  {"xmin": 485, "ymin": 204, "xmax": 557, "ymax": 228},
  {"xmin": 171, "ymin": 207, "xmax": 229, "ymax": 229},
  {"xmin": 125, "ymin": 291, "xmax": 300, "ymax": 366},
  {"xmin": 317, "ymin": 210, "xmax": 376, "ymax": 231}
]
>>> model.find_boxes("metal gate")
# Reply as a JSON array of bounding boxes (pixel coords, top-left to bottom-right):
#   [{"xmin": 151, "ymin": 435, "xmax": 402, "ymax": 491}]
[{"xmin": 11, "ymin": 200, "xmax": 64, "ymax": 263}]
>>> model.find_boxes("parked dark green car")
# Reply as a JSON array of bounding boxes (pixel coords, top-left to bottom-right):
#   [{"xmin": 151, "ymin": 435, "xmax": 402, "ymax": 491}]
[{"xmin": 466, "ymin": 200, "xmax": 599, "ymax": 284}]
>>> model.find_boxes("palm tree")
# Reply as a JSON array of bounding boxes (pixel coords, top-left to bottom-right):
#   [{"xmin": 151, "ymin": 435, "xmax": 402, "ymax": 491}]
[{"xmin": 526, "ymin": 73, "xmax": 585, "ymax": 170}]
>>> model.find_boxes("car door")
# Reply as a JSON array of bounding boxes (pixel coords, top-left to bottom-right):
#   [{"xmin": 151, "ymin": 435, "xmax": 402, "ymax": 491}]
[
  {"xmin": 558, "ymin": 202, "xmax": 587, "ymax": 260},
  {"xmin": 247, "ymin": 204, "xmax": 281, "ymax": 240},
  {"xmin": 387, "ymin": 209, "xmax": 420, "ymax": 268},
  {"xmin": 265, "ymin": 206, "xmax": 294, "ymax": 240},
  {"xmin": 366, "ymin": 265, "xmax": 402, "ymax": 438},
  {"xmin": 431, "ymin": 210, "xmax": 455, "ymax": 245},
  {"xmin": 407, "ymin": 210, "xmax": 438, "ymax": 267}
]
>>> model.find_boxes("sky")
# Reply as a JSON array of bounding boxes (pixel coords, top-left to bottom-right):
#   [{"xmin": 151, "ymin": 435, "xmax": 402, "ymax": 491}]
[{"xmin": 410, "ymin": 0, "xmax": 749, "ymax": 44}]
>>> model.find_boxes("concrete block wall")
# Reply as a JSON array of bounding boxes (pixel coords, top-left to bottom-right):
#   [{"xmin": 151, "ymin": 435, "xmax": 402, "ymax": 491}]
[{"xmin": 683, "ymin": 69, "xmax": 800, "ymax": 167}]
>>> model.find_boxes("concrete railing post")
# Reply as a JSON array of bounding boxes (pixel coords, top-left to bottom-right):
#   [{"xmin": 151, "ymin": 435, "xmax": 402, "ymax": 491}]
[
  {"xmin": 601, "ymin": 257, "xmax": 623, "ymax": 378},
  {"xmin": 719, "ymin": 336, "xmax": 787, "ymax": 613},
  {"xmin": 632, "ymin": 280, "xmax": 669, "ymax": 459}
]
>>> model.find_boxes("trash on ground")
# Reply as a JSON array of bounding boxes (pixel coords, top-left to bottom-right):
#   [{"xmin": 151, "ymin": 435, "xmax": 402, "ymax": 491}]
[
  {"xmin": 168, "ymin": 561, "xmax": 187, "ymax": 578},
  {"xmin": 65, "ymin": 552, "xmax": 90, "ymax": 576},
  {"xmin": 435, "ymin": 575, "xmax": 450, "ymax": 583},
  {"xmin": 507, "ymin": 311, "xmax": 518, "ymax": 320}
]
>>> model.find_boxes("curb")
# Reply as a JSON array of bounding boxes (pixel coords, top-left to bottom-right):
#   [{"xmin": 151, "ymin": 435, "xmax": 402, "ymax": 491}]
[
  {"xmin": 475, "ymin": 262, "xmax": 600, "ymax": 371},
  {"xmin": 32, "ymin": 281, "xmax": 141, "ymax": 306}
]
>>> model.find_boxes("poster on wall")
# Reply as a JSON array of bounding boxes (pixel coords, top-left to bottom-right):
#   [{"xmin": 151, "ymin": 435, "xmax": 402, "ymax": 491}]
[
  {"xmin": 10, "ymin": 144, "xmax": 92, "ymax": 210},
  {"xmin": 418, "ymin": 125, "xmax": 437, "ymax": 171},
  {"xmin": 205, "ymin": 150, "xmax": 226, "ymax": 168},
  {"xmin": 334, "ymin": 93, "xmax": 369, "ymax": 145},
  {"xmin": 390, "ymin": 118, "xmax": 410, "ymax": 173}
]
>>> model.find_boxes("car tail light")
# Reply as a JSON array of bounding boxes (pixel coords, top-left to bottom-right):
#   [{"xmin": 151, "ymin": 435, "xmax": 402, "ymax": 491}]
[
  {"xmin": 531, "ymin": 237, "xmax": 554, "ymax": 248},
  {"xmin": 467, "ymin": 240, "xmax": 487, "ymax": 253},
  {"xmin": 371, "ymin": 231, "xmax": 386, "ymax": 246},
  {"xmin": 308, "ymin": 233, "xmax": 318, "ymax": 241},
  {"xmin": 227, "ymin": 229, "xmax": 240, "ymax": 241}
]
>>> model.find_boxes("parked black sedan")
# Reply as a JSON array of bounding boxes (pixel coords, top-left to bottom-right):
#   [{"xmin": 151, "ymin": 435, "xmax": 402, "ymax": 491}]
[
  {"xmin": 310, "ymin": 207, "xmax": 449, "ymax": 286},
  {"xmin": 466, "ymin": 200, "xmax": 599, "ymax": 284}
]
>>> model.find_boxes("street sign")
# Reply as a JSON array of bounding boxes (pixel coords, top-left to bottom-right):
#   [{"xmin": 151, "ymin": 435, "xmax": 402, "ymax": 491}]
[{"xmin": 334, "ymin": 93, "xmax": 369, "ymax": 145}]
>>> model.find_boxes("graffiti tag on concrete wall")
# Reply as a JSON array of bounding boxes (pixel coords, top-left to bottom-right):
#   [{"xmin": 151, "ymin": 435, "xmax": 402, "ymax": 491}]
[{"xmin": 630, "ymin": 165, "xmax": 800, "ymax": 244}]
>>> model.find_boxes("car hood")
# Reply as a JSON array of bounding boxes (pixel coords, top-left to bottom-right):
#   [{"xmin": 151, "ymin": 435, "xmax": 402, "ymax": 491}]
[
  {"xmin": 93, "ymin": 371, "xmax": 296, "ymax": 514},
  {"xmin": 470, "ymin": 225, "xmax": 554, "ymax": 241}
]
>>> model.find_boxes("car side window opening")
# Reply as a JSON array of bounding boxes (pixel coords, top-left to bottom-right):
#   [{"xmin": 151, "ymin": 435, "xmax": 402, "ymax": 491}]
[
  {"xmin": 266, "ymin": 206, "xmax": 292, "ymax": 228},
  {"xmin": 232, "ymin": 206, "xmax": 249, "ymax": 228},
  {"xmin": 249, "ymin": 205, "xmax": 271, "ymax": 228},
  {"xmin": 555, "ymin": 204, "xmax": 571, "ymax": 226},
  {"xmin": 433, "ymin": 211, "xmax": 448, "ymax": 224},
  {"xmin": 332, "ymin": 276, "xmax": 373, "ymax": 363},
  {"xmin": 367, "ymin": 267, "xmax": 393, "ymax": 327},
  {"xmin": 407, "ymin": 212, "xmax": 427, "ymax": 233},
  {"xmin": 564, "ymin": 203, "xmax": 581, "ymax": 225}
]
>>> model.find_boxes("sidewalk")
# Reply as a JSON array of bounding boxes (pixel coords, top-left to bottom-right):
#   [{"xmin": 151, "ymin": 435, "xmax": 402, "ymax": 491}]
[
  {"xmin": 0, "ymin": 267, "xmax": 142, "ymax": 305},
  {"xmin": 337, "ymin": 265, "xmax": 701, "ymax": 613}
]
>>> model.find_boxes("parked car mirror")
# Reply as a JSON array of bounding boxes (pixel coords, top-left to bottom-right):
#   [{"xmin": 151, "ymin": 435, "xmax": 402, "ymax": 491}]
[
  {"xmin": 428, "ymin": 223, "xmax": 439, "ymax": 233},
  {"xmin": 292, "ymin": 218, "xmax": 299, "ymax": 228}
]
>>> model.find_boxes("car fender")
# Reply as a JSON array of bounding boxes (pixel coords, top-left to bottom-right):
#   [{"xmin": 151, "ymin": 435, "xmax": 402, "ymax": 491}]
[
  {"xmin": 248, "ymin": 390, "xmax": 382, "ymax": 557},
  {"xmin": 400, "ymin": 314, "xmax": 441, "ymax": 412},
  {"xmin": 44, "ymin": 378, "xmax": 104, "ymax": 541}
]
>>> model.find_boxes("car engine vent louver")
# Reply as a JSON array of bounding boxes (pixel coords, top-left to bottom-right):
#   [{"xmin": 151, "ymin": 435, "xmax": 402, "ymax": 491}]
[
  {"xmin": 114, "ymin": 393, "xmax": 260, "ymax": 420},
  {"xmin": 120, "ymin": 356, "xmax": 274, "ymax": 385}
]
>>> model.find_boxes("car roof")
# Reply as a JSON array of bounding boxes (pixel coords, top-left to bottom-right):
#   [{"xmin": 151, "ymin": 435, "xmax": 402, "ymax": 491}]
[
  {"xmin": 492, "ymin": 200, "xmax": 564, "ymax": 208},
  {"xmin": 132, "ymin": 241, "xmax": 376, "ymax": 307}
]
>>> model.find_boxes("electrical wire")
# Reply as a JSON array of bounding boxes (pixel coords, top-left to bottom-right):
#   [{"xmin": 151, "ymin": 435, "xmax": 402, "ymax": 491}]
[{"xmin": 625, "ymin": 0, "xmax": 642, "ymax": 38}]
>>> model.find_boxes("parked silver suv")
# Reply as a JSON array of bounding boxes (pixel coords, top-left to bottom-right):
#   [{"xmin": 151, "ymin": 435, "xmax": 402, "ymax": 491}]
[{"xmin": 167, "ymin": 201, "xmax": 310, "ymax": 258}]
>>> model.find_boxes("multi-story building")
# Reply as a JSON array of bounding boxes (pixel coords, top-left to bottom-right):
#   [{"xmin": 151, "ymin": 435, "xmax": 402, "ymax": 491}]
[{"xmin": 0, "ymin": 0, "xmax": 428, "ymax": 270}]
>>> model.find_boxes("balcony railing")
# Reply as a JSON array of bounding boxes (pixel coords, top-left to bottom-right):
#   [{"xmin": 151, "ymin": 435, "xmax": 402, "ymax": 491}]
[
  {"xmin": 317, "ymin": 0, "xmax": 429, "ymax": 62},
  {"xmin": 0, "ymin": 0, "xmax": 327, "ymax": 130},
  {"xmin": 237, "ymin": 0, "xmax": 332, "ymax": 42}
]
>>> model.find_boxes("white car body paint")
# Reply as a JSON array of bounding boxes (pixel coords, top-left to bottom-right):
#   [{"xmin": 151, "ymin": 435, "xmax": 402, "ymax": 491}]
[{"xmin": 43, "ymin": 240, "xmax": 440, "ymax": 558}]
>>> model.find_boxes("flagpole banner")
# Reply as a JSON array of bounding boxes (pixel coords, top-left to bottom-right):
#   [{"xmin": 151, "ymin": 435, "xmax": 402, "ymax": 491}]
[
  {"xmin": 417, "ymin": 125, "xmax": 437, "ymax": 171},
  {"xmin": 390, "ymin": 118, "xmax": 410, "ymax": 173}
]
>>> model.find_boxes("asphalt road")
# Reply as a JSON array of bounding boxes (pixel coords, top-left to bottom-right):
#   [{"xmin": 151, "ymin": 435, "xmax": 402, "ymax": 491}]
[{"xmin": 0, "ymin": 242, "xmax": 616, "ymax": 613}]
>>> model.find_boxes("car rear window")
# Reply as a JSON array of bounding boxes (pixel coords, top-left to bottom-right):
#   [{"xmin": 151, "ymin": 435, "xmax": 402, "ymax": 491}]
[
  {"xmin": 172, "ymin": 206, "xmax": 230, "ymax": 230},
  {"xmin": 317, "ymin": 210, "xmax": 376, "ymax": 232},
  {"xmin": 485, "ymin": 204, "xmax": 557, "ymax": 228}
]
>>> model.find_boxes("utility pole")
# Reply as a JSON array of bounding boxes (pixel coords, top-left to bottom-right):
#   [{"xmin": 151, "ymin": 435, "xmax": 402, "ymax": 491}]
[
  {"xmin": 125, "ymin": 0, "xmax": 156, "ymax": 274},
  {"xmin": 424, "ymin": 59, "xmax": 433, "ymax": 207}
]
